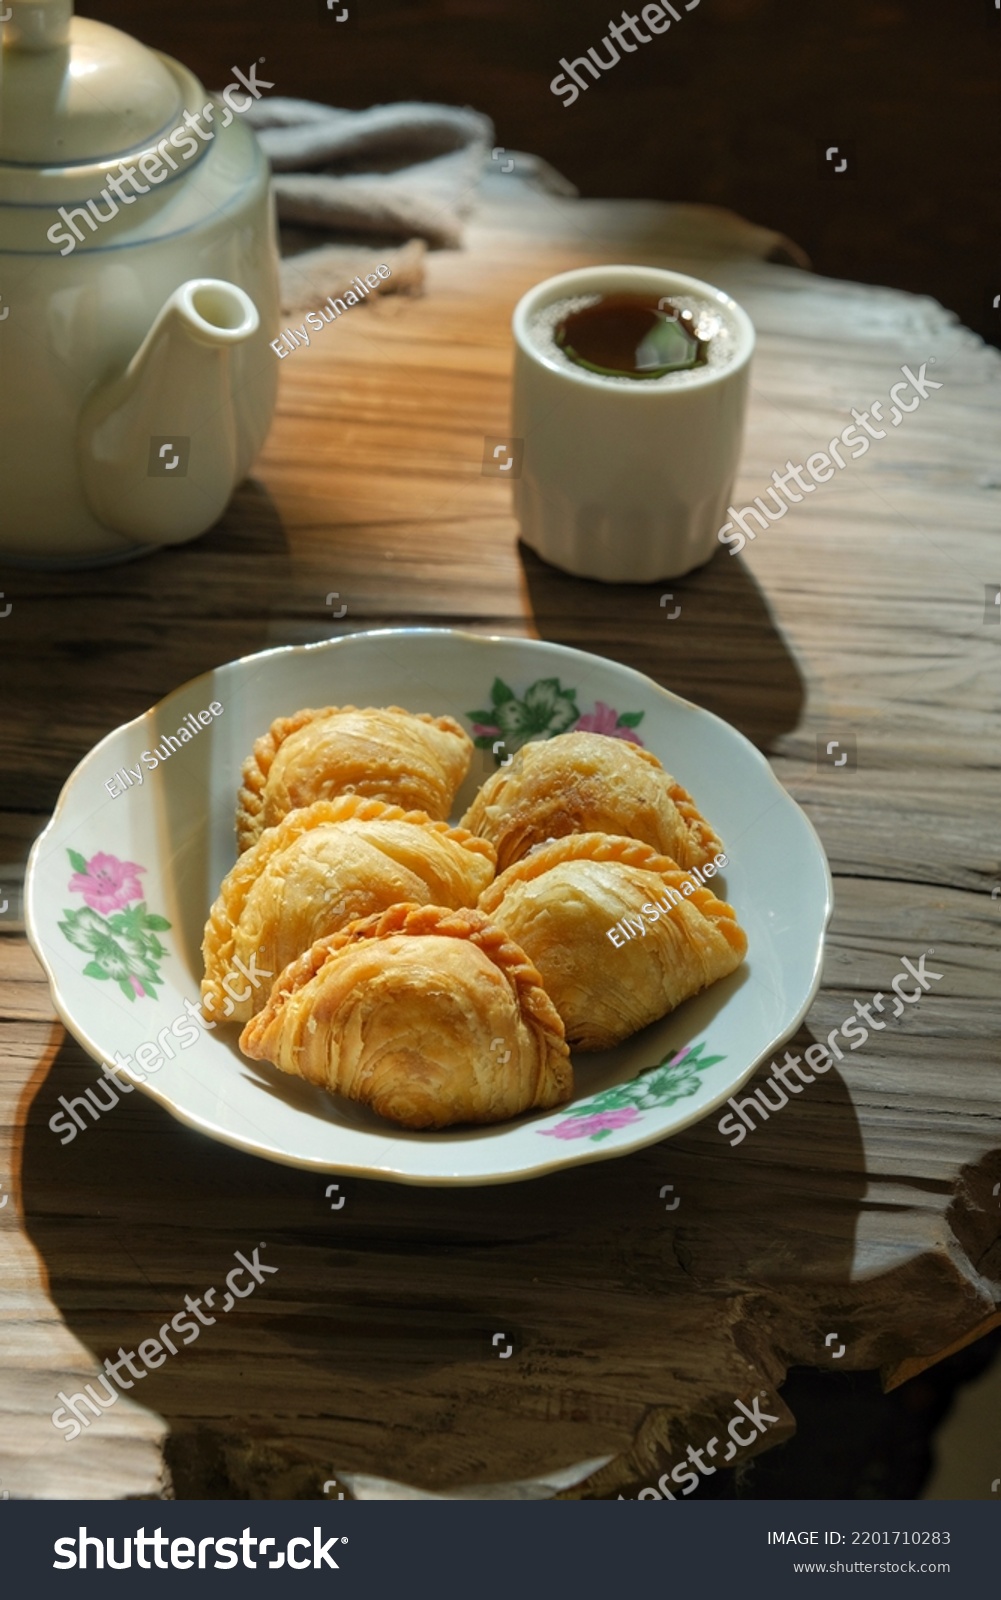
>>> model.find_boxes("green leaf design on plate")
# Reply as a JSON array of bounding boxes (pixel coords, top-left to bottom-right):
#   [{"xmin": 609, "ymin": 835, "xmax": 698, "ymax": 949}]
[
  {"xmin": 59, "ymin": 860, "xmax": 171, "ymax": 1001},
  {"xmin": 469, "ymin": 678, "xmax": 645, "ymax": 762},
  {"xmin": 541, "ymin": 1040, "xmax": 726, "ymax": 1135},
  {"xmin": 469, "ymin": 675, "xmax": 580, "ymax": 759}
]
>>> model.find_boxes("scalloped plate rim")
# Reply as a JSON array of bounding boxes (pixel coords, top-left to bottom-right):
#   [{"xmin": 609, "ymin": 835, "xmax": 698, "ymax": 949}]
[{"xmin": 25, "ymin": 627, "xmax": 834, "ymax": 1186}]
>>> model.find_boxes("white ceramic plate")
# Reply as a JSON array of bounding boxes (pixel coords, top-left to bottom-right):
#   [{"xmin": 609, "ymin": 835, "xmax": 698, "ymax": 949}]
[{"xmin": 26, "ymin": 629, "xmax": 832, "ymax": 1185}]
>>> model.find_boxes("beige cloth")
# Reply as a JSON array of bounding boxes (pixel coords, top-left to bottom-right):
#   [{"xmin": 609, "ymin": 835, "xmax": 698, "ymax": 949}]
[
  {"xmin": 241, "ymin": 98, "xmax": 496, "ymax": 316},
  {"xmin": 244, "ymin": 99, "xmax": 494, "ymax": 245}
]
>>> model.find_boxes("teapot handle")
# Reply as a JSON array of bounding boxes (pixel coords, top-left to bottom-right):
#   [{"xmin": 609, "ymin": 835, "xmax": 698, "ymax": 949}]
[{"xmin": 2, "ymin": 1, "xmax": 73, "ymax": 52}]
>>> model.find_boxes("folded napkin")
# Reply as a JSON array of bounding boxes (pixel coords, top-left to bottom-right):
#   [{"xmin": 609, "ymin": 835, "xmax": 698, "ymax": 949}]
[
  {"xmin": 244, "ymin": 98, "xmax": 494, "ymax": 245},
  {"xmin": 241, "ymin": 98, "xmax": 495, "ymax": 315}
]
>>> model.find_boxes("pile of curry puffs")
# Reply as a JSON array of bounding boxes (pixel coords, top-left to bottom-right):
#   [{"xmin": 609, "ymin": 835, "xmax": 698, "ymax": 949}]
[{"xmin": 201, "ymin": 705, "xmax": 747, "ymax": 1129}]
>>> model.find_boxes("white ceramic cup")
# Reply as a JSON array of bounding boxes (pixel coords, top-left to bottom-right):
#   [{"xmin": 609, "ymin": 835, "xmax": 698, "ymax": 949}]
[{"xmin": 511, "ymin": 265, "xmax": 755, "ymax": 583}]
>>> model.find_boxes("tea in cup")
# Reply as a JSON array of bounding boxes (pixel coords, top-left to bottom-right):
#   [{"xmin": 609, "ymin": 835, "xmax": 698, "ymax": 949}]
[{"xmin": 511, "ymin": 266, "xmax": 755, "ymax": 582}]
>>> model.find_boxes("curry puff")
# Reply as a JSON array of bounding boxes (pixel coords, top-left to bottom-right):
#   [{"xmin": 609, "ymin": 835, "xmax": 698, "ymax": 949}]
[
  {"xmin": 236, "ymin": 704, "xmax": 472, "ymax": 853},
  {"xmin": 460, "ymin": 730, "xmax": 724, "ymax": 873},
  {"xmin": 478, "ymin": 834, "xmax": 747, "ymax": 1051},
  {"xmin": 240, "ymin": 904, "xmax": 572, "ymax": 1130},
  {"xmin": 202, "ymin": 796, "xmax": 495, "ymax": 1023}
]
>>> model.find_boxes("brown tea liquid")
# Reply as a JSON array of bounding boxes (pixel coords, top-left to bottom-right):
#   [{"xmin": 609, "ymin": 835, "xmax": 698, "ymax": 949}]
[{"xmin": 554, "ymin": 293, "xmax": 709, "ymax": 379}]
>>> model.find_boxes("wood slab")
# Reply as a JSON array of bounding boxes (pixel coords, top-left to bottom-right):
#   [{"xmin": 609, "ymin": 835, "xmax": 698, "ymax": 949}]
[{"xmin": 0, "ymin": 176, "xmax": 998, "ymax": 1500}]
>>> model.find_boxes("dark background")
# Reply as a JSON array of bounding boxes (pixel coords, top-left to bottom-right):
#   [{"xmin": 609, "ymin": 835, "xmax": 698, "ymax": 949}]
[{"xmin": 85, "ymin": 0, "xmax": 1001, "ymax": 344}]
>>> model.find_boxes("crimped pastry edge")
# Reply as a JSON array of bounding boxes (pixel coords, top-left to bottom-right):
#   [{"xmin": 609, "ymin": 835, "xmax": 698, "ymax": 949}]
[
  {"xmin": 202, "ymin": 797, "xmax": 496, "ymax": 1016},
  {"xmin": 240, "ymin": 902, "xmax": 570, "ymax": 1066},
  {"xmin": 478, "ymin": 830, "xmax": 741, "ymax": 932},
  {"xmin": 461, "ymin": 731, "xmax": 724, "ymax": 865},
  {"xmin": 660, "ymin": 775, "xmax": 726, "ymax": 865},
  {"xmin": 235, "ymin": 703, "xmax": 471, "ymax": 853},
  {"xmin": 478, "ymin": 833, "xmax": 747, "ymax": 1051}
]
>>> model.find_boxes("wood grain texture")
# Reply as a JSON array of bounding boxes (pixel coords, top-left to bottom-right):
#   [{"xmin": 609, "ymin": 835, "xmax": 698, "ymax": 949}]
[{"xmin": 0, "ymin": 180, "xmax": 998, "ymax": 1500}]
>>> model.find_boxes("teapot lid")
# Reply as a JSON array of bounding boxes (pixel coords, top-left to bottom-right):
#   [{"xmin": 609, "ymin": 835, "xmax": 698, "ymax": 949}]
[{"xmin": 0, "ymin": 0, "xmax": 188, "ymax": 165}]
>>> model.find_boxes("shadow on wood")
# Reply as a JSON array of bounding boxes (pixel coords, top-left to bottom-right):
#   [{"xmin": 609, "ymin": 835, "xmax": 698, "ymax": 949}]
[
  {"xmin": 21, "ymin": 1020, "xmax": 870, "ymax": 1499},
  {"xmin": 0, "ymin": 480, "xmax": 288, "ymax": 814},
  {"xmin": 518, "ymin": 541, "xmax": 804, "ymax": 752}
]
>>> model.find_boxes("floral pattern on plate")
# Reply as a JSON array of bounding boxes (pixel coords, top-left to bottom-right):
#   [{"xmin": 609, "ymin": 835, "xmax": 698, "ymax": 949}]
[
  {"xmin": 24, "ymin": 629, "xmax": 832, "ymax": 1182},
  {"xmin": 469, "ymin": 675, "xmax": 644, "ymax": 762},
  {"xmin": 537, "ymin": 1041, "xmax": 725, "ymax": 1142},
  {"xmin": 59, "ymin": 850, "xmax": 171, "ymax": 1001}
]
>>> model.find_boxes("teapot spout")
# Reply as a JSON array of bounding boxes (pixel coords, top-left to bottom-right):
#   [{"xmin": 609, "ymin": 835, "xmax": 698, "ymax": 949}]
[{"xmin": 79, "ymin": 279, "xmax": 260, "ymax": 545}]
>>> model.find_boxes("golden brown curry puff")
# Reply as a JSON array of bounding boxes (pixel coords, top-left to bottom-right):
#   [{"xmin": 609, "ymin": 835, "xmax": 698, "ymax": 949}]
[
  {"xmin": 460, "ymin": 730, "xmax": 723, "ymax": 872},
  {"xmin": 478, "ymin": 833, "xmax": 746, "ymax": 1050},
  {"xmin": 240, "ymin": 903, "xmax": 572, "ymax": 1129},
  {"xmin": 202, "ymin": 796, "xmax": 495, "ymax": 1023},
  {"xmin": 236, "ymin": 704, "xmax": 472, "ymax": 853}
]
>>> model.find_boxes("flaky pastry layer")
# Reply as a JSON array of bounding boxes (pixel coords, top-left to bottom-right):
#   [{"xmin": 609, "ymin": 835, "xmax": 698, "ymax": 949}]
[
  {"xmin": 240, "ymin": 903, "xmax": 572, "ymax": 1129},
  {"xmin": 202, "ymin": 796, "xmax": 496, "ymax": 1023},
  {"xmin": 460, "ymin": 730, "xmax": 724, "ymax": 872},
  {"xmin": 236, "ymin": 704, "xmax": 472, "ymax": 853},
  {"xmin": 479, "ymin": 832, "xmax": 746, "ymax": 1050}
]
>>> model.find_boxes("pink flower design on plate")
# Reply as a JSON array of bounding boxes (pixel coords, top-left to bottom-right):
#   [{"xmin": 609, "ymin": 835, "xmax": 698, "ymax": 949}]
[
  {"xmin": 573, "ymin": 702, "xmax": 643, "ymax": 745},
  {"xmin": 68, "ymin": 852, "xmax": 146, "ymax": 915},
  {"xmin": 540, "ymin": 1107, "xmax": 641, "ymax": 1141}
]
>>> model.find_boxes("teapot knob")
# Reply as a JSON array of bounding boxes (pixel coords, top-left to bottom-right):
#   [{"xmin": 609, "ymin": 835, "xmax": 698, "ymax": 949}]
[{"xmin": 2, "ymin": 0, "xmax": 73, "ymax": 51}]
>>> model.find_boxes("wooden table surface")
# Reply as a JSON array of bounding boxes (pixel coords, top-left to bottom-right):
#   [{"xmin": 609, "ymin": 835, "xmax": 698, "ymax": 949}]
[{"xmin": 1, "ymin": 175, "xmax": 999, "ymax": 1501}]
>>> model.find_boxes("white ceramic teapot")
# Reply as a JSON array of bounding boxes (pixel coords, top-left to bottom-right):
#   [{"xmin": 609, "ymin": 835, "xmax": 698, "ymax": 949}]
[{"xmin": 0, "ymin": 0, "xmax": 280, "ymax": 566}]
